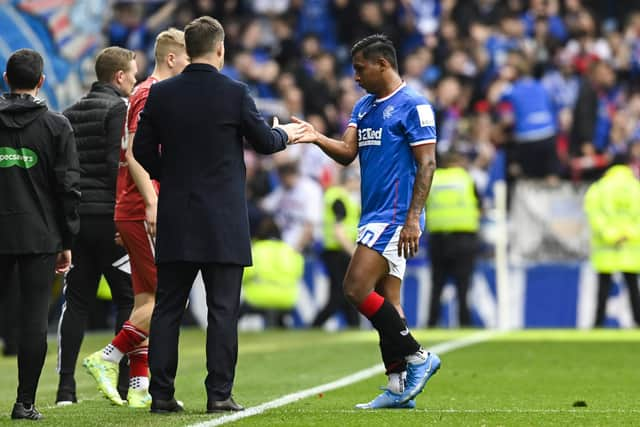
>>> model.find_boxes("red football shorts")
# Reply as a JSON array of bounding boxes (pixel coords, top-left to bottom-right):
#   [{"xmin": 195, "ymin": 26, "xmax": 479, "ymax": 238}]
[{"xmin": 115, "ymin": 220, "xmax": 157, "ymax": 295}]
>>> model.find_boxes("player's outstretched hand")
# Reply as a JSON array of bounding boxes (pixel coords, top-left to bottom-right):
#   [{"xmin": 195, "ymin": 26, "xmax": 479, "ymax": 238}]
[
  {"xmin": 273, "ymin": 116, "xmax": 306, "ymax": 144},
  {"xmin": 398, "ymin": 221, "xmax": 421, "ymax": 258},
  {"xmin": 290, "ymin": 116, "xmax": 320, "ymax": 143}
]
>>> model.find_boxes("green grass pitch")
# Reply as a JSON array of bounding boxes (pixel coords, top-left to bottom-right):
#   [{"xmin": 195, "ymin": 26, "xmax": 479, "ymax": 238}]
[{"xmin": 0, "ymin": 328, "xmax": 638, "ymax": 426}]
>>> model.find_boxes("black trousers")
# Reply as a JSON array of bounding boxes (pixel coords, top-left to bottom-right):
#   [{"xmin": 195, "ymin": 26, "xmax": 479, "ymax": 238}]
[
  {"xmin": 428, "ymin": 232, "xmax": 477, "ymax": 327},
  {"xmin": 149, "ymin": 261, "xmax": 243, "ymax": 402},
  {"xmin": 57, "ymin": 215, "xmax": 133, "ymax": 396},
  {"xmin": 0, "ymin": 253, "xmax": 56, "ymax": 405},
  {"xmin": 0, "ymin": 263, "xmax": 19, "ymax": 355},
  {"xmin": 595, "ymin": 273, "xmax": 640, "ymax": 327},
  {"xmin": 312, "ymin": 250, "xmax": 359, "ymax": 328}
]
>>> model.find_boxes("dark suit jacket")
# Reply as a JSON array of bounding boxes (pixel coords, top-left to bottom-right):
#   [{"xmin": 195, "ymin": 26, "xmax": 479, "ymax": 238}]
[{"xmin": 133, "ymin": 63, "xmax": 288, "ymax": 265}]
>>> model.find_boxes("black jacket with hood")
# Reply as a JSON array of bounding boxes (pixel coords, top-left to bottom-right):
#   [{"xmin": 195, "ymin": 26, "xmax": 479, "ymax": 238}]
[
  {"xmin": 0, "ymin": 93, "xmax": 80, "ymax": 254},
  {"xmin": 63, "ymin": 82, "xmax": 126, "ymax": 216}
]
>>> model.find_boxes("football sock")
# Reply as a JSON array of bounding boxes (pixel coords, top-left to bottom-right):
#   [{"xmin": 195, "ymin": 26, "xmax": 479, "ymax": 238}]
[
  {"xmin": 102, "ymin": 344, "xmax": 124, "ymax": 363},
  {"xmin": 359, "ymin": 292, "xmax": 420, "ymax": 356},
  {"xmin": 405, "ymin": 348, "xmax": 429, "ymax": 365},
  {"xmin": 387, "ymin": 372, "xmax": 405, "ymax": 394},
  {"xmin": 129, "ymin": 376, "xmax": 149, "ymax": 391},
  {"xmin": 128, "ymin": 346, "xmax": 149, "ymax": 389},
  {"xmin": 380, "ymin": 317, "xmax": 408, "ymax": 375},
  {"xmin": 106, "ymin": 321, "xmax": 148, "ymax": 363}
]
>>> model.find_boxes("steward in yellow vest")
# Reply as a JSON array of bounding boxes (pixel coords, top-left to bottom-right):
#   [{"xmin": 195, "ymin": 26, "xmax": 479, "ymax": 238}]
[
  {"xmin": 313, "ymin": 167, "xmax": 361, "ymax": 328},
  {"xmin": 241, "ymin": 216, "xmax": 304, "ymax": 327},
  {"xmin": 425, "ymin": 152, "xmax": 480, "ymax": 327},
  {"xmin": 584, "ymin": 162, "xmax": 640, "ymax": 326},
  {"xmin": 426, "ymin": 166, "xmax": 480, "ymax": 234}
]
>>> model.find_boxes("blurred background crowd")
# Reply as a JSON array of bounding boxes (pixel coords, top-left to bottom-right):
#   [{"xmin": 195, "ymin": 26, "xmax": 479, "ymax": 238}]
[{"xmin": 2, "ymin": 0, "xmax": 640, "ymax": 343}]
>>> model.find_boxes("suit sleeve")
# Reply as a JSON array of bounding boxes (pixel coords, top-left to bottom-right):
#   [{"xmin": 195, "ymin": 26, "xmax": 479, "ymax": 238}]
[
  {"xmin": 239, "ymin": 85, "xmax": 287, "ymax": 154},
  {"xmin": 104, "ymin": 101, "xmax": 126, "ymax": 190},
  {"xmin": 132, "ymin": 86, "xmax": 161, "ymax": 180},
  {"xmin": 55, "ymin": 119, "xmax": 81, "ymax": 249}
]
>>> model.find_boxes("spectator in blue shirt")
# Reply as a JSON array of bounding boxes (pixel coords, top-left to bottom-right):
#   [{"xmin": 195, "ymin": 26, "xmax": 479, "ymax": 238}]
[{"xmin": 495, "ymin": 50, "xmax": 559, "ymax": 180}]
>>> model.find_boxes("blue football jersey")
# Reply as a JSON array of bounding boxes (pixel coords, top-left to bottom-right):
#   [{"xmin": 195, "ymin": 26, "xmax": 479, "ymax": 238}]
[{"xmin": 348, "ymin": 83, "xmax": 437, "ymax": 228}]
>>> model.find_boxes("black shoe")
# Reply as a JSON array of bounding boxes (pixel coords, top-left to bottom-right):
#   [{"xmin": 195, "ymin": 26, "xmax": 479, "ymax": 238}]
[
  {"xmin": 150, "ymin": 398, "xmax": 184, "ymax": 414},
  {"xmin": 207, "ymin": 396, "xmax": 244, "ymax": 413},
  {"xmin": 11, "ymin": 402, "xmax": 43, "ymax": 420},
  {"xmin": 55, "ymin": 390, "xmax": 77, "ymax": 406}
]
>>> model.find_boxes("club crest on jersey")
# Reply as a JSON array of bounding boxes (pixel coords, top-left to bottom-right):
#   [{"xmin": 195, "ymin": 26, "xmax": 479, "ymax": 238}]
[
  {"xmin": 358, "ymin": 127, "xmax": 382, "ymax": 147},
  {"xmin": 383, "ymin": 105, "xmax": 395, "ymax": 120}
]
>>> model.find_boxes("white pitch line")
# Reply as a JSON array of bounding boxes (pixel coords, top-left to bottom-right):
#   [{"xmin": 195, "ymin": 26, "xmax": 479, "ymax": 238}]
[{"xmin": 188, "ymin": 330, "xmax": 499, "ymax": 427}]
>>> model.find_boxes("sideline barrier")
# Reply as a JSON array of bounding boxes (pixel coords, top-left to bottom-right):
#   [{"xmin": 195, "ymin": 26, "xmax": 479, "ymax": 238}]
[{"xmin": 188, "ymin": 256, "xmax": 636, "ymax": 330}]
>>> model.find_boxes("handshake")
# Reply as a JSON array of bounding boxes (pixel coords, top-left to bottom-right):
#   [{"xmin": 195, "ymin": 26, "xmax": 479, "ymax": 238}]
[{"xmin": 272, "ymin": 116, "xmax": 318, "ymax": 145}]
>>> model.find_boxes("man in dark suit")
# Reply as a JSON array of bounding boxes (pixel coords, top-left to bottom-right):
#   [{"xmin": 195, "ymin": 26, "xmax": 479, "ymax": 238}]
[{"xmin": 133, "ymin": 16, "xmax": 302, "ymax": 414}]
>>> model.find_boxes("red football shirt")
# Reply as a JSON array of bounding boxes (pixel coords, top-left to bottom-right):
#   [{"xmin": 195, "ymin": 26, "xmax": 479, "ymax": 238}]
[{"xmin": 114, "ymin": 76, "xmax": 160, "ymax": 221}]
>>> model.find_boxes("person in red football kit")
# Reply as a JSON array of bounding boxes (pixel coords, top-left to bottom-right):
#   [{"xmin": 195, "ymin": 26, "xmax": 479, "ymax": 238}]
[{"xmin": 82, "ymin": 28, "xmax": 190, "ymax": 409}]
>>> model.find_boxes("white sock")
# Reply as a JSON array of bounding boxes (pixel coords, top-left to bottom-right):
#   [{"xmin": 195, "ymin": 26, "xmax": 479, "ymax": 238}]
[
  {"xmin": 405, "ymin": 348, "xmax": 428, "ymax": 365},
  {"xmin": 102, "ymin": 344, "xmax": 124, "ymax": 363},
  {"xmin": 387, "ymin": 372, "xmax": 405, "ymax": 394},
  {"xmin": 129, "ymin": 376, "xmax": 149, "ymax": 390}
]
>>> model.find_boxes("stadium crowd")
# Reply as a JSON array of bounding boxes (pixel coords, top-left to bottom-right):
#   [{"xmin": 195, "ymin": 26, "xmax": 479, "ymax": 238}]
[{"xmin": 106, "ymin": 0, "xmax": 640, "ymax": 196}]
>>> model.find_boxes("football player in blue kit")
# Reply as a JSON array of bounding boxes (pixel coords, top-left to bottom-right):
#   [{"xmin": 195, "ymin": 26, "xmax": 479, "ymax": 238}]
[{"xmin": 293, "ymin": 34, "xmax": 441, "ymax": 409}]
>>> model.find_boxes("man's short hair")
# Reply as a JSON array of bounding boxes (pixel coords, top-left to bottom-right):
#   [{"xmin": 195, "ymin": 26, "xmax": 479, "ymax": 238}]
[
  {"xmin": 95, "ymin": 46, "xmax": 136, "ymax": 83},
  {"xmin": 184, "ymin": 16, "xmax": 225, "ymax": 59},
  {"xmin": 5, "ymin": 49, "xmax": 43, "ymax": 90},
  {"xmin": 154, "ymin": 28, "xmax": 186, "ymax": 63},
  {"xmin": 351, "ymin": 34, "xmax": 398, "ymax": 71}
]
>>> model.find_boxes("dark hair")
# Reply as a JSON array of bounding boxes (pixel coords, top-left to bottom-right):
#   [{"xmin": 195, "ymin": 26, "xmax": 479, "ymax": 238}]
[
  {"xmin": 351, "ymin": 34, "xmax": 398, "ymax": 71},
  {"xmin": 95, "ymin": 46, "xmax": 135, "ymax": 83},
  {"xmin": 276, "ymin": 161, "xmax": 298, "ymax": 176},
  {"xmin": 5, "ymin": 49, "xmax": 43, "ymax": 90},
  {"xmin": 184, "ymin": 16, "xmax": 225, "ymax": 59},
  {"xmin": 256, "ymin": 215, "xmax": 281, "ymax": 240}
]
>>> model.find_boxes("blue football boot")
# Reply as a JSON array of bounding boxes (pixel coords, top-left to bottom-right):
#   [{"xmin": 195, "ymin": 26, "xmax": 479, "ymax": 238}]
[
  {"xmin": 355, "ymin": 389, "xmax": 416, "ymax": 409},
  {"xmin": 398, "ymin": 351, "xmax": 441, "ymax": 403}
]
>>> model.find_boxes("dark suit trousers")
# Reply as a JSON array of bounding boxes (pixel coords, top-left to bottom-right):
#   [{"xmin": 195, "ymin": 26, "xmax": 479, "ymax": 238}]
[
  {"xmin": 428, "ymin": 232, "xmax": 477, "ymax": 327},
  {"xmin": 0, "ymin": 254, "xmax": 55, "ymax": 405},
  {"xmin": 149, "ymin": 261, "xmax": 243, "ymax": 402}
]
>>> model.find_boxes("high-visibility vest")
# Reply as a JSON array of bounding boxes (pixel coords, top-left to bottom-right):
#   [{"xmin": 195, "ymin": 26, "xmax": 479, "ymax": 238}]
[
  {"xmin": 426, "ymin": 167, "xmax": 480, "ymax": 233},
  {"xmin": 242, "ymin": 239, "xmax": 304, "ymax": 310},
  {"xmin": 584, "ymin": 165, "xmax": 640, "ymax": 273},
  {"xmin": 323, "ymin": 186, "xmax": 360, "ymax": 250}
]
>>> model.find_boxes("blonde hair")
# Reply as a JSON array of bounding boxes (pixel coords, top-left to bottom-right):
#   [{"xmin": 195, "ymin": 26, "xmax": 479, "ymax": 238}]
[{"xmin": 154, "ymin": 28, "xmax": 186, "ymax": 63}]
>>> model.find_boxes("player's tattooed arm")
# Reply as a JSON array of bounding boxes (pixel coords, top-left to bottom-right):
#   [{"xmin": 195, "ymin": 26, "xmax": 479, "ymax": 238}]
[{"xmin": 399, "ymin": 143, "xmax": 436, "ymax": 258}]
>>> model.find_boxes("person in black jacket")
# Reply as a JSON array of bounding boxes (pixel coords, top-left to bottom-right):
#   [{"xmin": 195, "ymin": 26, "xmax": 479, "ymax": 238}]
[
  {"xmin": 55, "ymin": 46, "xmax": 137, "ymax": 405},
  {"xmin": 0, "ymin": 48, "xmax": 80, "ymax": 420},
  {"xmin": 133, "ymin": 16, "xmax": 303, "ymax": 413}
]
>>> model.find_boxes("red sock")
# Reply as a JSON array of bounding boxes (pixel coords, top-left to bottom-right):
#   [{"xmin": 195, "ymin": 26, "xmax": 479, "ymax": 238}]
[
  {"xmin": 111, "ymin": 321, "xmax": 148, "ymax": 354},
  {"xmin": 128, "ymin": 346, "xmax": 149, "ymax": 378},
  {"xmin": 357, "ymin": 291, "xmax": 385, "ymax": 319}
]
